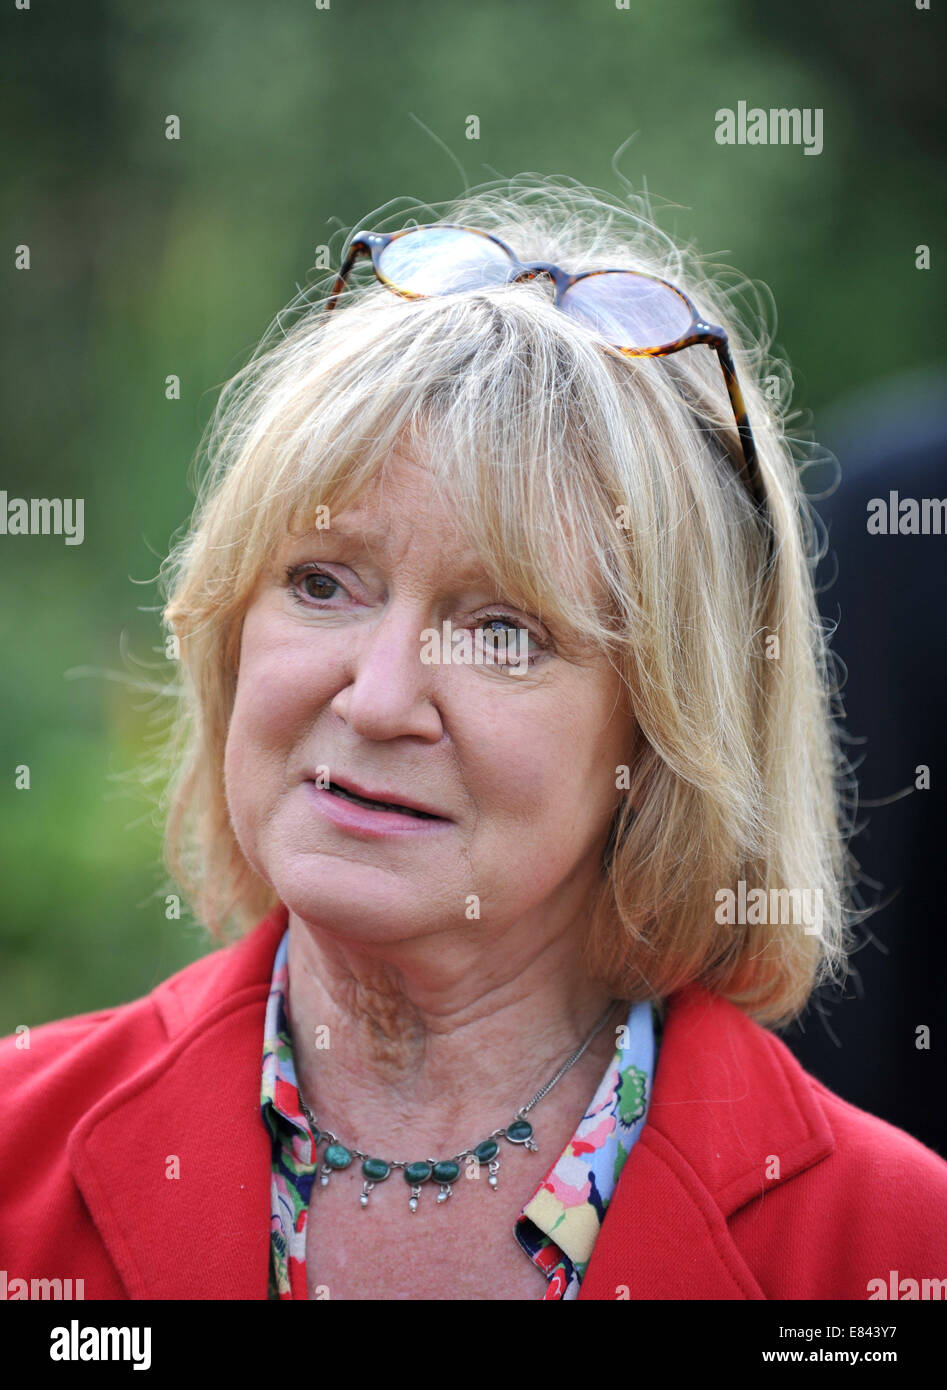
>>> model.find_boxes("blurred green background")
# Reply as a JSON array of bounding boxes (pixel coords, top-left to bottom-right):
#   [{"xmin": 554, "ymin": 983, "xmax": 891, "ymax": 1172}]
[{"xmin": 1, "ymin": 0, "xmax": 944, "ymax": 1029}]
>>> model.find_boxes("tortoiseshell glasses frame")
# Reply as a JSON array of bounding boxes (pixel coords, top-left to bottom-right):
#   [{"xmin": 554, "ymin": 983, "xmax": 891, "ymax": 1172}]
[{"xmin": 326, "ymin": 223, "xmax": 772, "ymax": 547}]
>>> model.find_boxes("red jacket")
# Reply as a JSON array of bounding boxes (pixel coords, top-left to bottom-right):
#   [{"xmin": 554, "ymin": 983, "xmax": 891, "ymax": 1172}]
[{"xmin": 2, "ymin": 902, "xmax": 945, "ymax": 1300}]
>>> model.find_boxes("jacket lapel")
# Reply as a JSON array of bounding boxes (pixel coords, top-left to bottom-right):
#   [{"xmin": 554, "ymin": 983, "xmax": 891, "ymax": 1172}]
[
  {"xmin": 579, "ymin": 983, "xmax": 836, "ymax": 1299},
  {"xmin": 68, "ymin": 908, "xmax": 288, "ymax": 1299}
]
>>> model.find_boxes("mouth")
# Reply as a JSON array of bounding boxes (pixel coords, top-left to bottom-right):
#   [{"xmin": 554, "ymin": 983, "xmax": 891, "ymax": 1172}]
[{"xmin": 321, "ymin": 780, "xmax": 444, "ymax": 821}]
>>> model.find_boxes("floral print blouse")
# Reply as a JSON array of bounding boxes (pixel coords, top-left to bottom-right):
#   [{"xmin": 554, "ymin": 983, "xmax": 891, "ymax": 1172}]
[{"xmin": 261, "ymin": 928, "xmax": 661, "ymax": 1300}]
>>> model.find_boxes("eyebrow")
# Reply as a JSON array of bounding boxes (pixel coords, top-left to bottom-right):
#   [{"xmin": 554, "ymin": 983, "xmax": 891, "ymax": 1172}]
[{"xmin": 286, "ymin": 524, "xmax": 495, "ymax": 587}]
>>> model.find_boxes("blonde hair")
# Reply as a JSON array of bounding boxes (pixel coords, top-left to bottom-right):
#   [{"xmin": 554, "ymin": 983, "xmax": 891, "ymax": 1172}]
[{"xmin": 159, "ymin": 174, "xmax": 855, "ymax": 1027}]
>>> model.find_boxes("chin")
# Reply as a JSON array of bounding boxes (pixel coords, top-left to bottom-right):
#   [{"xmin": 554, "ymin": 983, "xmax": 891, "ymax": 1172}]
[{"xmin": 272, "ymin": 854, "xmax": 435, "ymax": 939}]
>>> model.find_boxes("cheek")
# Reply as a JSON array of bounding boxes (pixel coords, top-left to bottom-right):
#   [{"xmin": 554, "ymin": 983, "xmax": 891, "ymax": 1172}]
[
  {"xmin": 226, "ymin": 608, "xmax": 322, "ymax": 758},
  {"xmin": 465, "ymin": 703, "xmax": 600, "ymax": 832},
  {"xmin": 223, "ymin": 613, "xmax": 305, "ymax": 829},
  {"xmin": 522, "ymin": 692, "xmax": 628, "ymax": 836},
  {"xmin": 223, "ymin": 685, "xmax": 273, "ymax": 859},
  {"xmin": 227, "ymin": 668, "xmax": 290, "ymax": 760}
]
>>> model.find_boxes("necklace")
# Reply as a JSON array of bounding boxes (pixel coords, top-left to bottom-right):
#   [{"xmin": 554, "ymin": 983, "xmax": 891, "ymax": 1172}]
[{"xmin": 297, "ymin": 997, "xmax": 622, "ymax": 1213}]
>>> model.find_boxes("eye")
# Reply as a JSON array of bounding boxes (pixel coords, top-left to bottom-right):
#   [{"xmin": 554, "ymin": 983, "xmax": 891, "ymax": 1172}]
[
  {"xmin": 474, "ymin": 614, "xmax": 546, "ymax": 666},
  {"xmin": 285, "ymin": 564, "xmax": 347, "ymax": 605}
]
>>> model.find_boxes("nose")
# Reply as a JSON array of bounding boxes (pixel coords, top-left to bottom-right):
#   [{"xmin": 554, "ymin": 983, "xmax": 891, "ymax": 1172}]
[{"xmin": 328, "ymin": 602, "xmax": 445, "ymax": 743}]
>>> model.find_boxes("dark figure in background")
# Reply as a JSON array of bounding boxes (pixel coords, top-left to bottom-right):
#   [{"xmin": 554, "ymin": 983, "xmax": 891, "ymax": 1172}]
[{"xmin": 780, "ymin": 371, "xmax": 947, "ymax": 1158}]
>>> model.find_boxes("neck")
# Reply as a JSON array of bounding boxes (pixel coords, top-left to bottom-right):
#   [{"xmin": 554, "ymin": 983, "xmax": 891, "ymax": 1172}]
[{"xmin": 285, "ymin": 909, "xmax": 621, "ymax": 1159}]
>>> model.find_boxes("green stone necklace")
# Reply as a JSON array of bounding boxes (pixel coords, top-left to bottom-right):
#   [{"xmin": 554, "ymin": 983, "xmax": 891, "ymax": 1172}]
[{"xmin": 297, "ymin": 997, "xmax": 621, "ymax": 1212}]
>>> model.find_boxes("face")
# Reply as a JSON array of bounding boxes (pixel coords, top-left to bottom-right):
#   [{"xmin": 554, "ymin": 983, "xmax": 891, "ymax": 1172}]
[{"xmin": 224, "ymin": 452, "xmax": 636, "ymax": 952}]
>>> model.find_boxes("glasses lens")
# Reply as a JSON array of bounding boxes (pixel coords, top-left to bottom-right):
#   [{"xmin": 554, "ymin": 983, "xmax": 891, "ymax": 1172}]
[
  {"xmin": 562, "ymin": 271, "xmax": 693, "ymax": 350},
  {"xmin": 377, "ymin": 227, "xmax": 514, "ymax": 295}
]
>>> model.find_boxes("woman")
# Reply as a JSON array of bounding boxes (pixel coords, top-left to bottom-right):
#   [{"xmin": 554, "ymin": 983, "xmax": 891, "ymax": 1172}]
[{"xmin": 2, "ymin": 176, "xmax": 946, "ymax": 1301}]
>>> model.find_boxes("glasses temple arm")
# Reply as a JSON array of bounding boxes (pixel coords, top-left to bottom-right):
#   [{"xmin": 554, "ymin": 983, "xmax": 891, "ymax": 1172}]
[
  {"xmin": 325, "ymin": 240, "xmax": 372, "ymax": 314},
  {"xmin": 710, "ymin": 340, "xmax": 776, "ymax": 561},
  {"xmin": 712, "ymin": 342, "xmax": 758, "ymax": 493}
]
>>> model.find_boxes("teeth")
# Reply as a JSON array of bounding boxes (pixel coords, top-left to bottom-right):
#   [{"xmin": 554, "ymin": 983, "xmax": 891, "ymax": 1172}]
[{"xmin": 328, "ymin": 784, "xmax": 429, "ymax": 818}]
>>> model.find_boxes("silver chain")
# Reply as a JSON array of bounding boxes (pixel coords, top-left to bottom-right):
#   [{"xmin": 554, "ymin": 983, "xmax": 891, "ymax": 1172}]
[
  {"xmin": 517, "ymin": 998, "xmax": 623, "ymax": 1115},
  {"xmin": 297, "ymin": 996, "xmax": 622, "ymax": 1164}
]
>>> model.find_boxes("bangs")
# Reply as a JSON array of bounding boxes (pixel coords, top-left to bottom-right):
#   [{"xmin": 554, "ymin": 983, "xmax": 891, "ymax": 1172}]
[{"xmin": 234, "ymin": 284, "xmax": 642, "ymax": 663}]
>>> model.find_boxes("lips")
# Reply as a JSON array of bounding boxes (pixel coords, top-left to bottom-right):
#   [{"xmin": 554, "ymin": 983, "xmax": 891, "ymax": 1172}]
[{"xmin": 318, "ymin": 775, "xmax": 447, "ymax": 820}]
